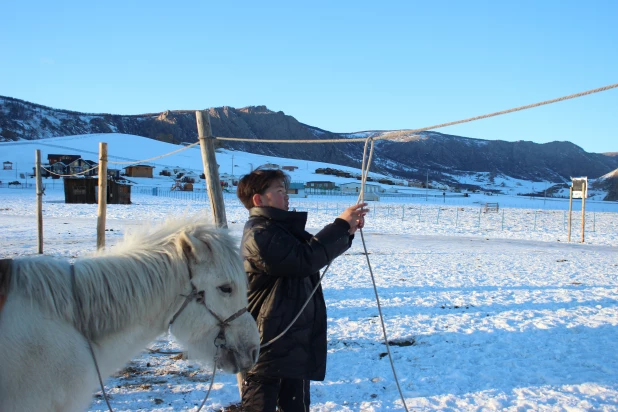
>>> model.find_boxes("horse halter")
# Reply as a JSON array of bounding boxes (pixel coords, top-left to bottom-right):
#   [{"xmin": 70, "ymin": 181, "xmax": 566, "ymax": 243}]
[{"xmin": 169, "ymin": 280, "xmax": 247, "ymax": 350}]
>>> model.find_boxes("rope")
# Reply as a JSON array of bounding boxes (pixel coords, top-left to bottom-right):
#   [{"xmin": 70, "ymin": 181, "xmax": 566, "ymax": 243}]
[
  {"xmin": 108, "ymin": 141, "xmax": 200, "ymax": 165},
  {"xmin": 32, "ymin": 82, "xmax": 616, "ymax": 179},
  {"xmin": 379, "ymin": 82, "xmax": 618, "ymax": 141},
  {"xmin": 358, "ymin": 138, "xmax": 376, "ymax": 204},
  {"xmin": 37, "ymin": 141, "xmax": 200, "ymax": 178},
  {"xmin": 213, "ymin": 82, "xmax": 618, "ymax": 144},
  {"xmin": 355, "ymin": 136, "xmax": 412, "ymax": 411},
  {"xmin": 255, "ymin": 136, "xmax": 412, "ymax": 409},
  {"xmin": 195, "ymin": 348, "xmax": 219, "ymax": 412},
  {"xmin": 358, "ymin": 228, "xmax": 411, "ymax": 411},
  {"xmin": 259, "ymin": 263, "xmax": 332, "ymax": 349},
  {"xmin": 41, "ymin": 164, "xmax": 100, "ymax": 177},
  {"xmin": 70, "ymin": 264, "xmax": 114, "ymax": 412}
]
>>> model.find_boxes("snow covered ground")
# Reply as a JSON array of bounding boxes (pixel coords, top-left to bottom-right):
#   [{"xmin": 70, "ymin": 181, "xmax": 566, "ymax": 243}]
[
  {"xmin": 1, "ymin": 185, "xmax": 617, "ymax": 412},
  {"xmin": 1, "ymin": 134, "xmax": 617, "ymax": 411}
]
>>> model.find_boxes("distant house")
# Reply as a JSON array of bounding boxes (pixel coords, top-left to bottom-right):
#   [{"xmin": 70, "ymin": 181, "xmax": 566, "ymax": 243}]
[
  {"xmin": 49, "ymin": 161, "xmax": 69, "ymax": 178},
  {"xmin": 124, "ymin": 165, "xmax": 154, "ymax": 178},
  {"xmin": 107, "ymin": 168, "xmax": 122, "ymax": 179},
  {"xmin": 340, "ymin": 182, "xmax": 384, "ymax": 194},
  {"xmin": 306, "ymin": 181, "xmax": 336, "ymax": 190},
  {"xmin": 304, "ymin": 181, "xmax": 336, "ymax": 195},
  {"xmin": 66, "ymin": 158, "xmax": 97, "ymax": 177},
  {"xmin": 182, "ymin": 172, "xmax": 199, "ymax": 183},
  {"xmin": 219, "ymin": 173, "xmax": 237, "ymax": 187},
  {"xmin": 407, "ymin": 180, "xmax": 423, "ymax": 188},
  {"xmin": 3, "ymin": 161, "xmax": 12, "ymax": 170},
  {"xmin": 282, "ymin": 165, "xmax": 298, "ymax": 172},
  {"xmin": 48, "ymin": 154, "xmax": 81, "ymax": 166},
  {"xmin": 287, "ymin": 182, "xmax": 306, "ymax": 198},
  {"xmin": 45, "ymin": 154, "xmax": 85, "ymax": 178},
  {"xmin": 260, "ymin": 163, "xmax": 280, "ymax": 170}
]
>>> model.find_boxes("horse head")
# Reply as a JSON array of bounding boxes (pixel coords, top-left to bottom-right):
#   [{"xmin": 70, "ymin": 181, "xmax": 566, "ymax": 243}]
[{"xmin": 169, "ymin": 224, "xmax": 259, "ymax": 374}]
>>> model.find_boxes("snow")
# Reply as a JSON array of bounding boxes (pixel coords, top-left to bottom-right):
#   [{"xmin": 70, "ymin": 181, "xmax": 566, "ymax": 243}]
[{"xmin": 1, "ymin": 134, "xmax": 617, "ymax": 411}]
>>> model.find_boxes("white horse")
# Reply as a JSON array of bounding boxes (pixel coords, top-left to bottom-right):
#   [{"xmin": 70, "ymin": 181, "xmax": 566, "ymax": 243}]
[{"xmin": 0, "ymin": 218, "xmax": 260, "ymax": 412}]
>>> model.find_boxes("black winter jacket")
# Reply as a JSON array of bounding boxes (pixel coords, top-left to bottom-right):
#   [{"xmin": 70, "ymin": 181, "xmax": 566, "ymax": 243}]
[{"xmin": 240, "ymin": 207, "xmax": 353, "ymax": 380}]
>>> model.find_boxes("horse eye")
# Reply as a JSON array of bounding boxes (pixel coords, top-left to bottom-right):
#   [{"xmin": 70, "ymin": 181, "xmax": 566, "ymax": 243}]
[{"xmin": 218, "ymin": 284, "xmax": 233, "ymax": 294}]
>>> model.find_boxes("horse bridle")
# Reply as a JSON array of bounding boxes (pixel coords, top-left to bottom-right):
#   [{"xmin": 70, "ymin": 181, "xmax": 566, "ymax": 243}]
[
  {"xmin": 72, "ymin": 263, "xmax": 247, "ymax": 412},
  {"xmin": 169, "ymin": 280, "xmax": 247, "ymax": 349}
]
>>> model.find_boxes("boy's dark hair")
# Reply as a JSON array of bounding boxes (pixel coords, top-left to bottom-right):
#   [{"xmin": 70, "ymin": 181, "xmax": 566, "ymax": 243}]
[{"xmin": 236, "ymin": 169, "xmax": 291, "ymax": 210}]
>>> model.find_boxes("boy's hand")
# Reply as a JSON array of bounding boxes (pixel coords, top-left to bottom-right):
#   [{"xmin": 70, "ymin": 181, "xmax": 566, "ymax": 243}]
[{"xmin": 338, "ymin": 203, "xmax": 369, "ymax": 234}]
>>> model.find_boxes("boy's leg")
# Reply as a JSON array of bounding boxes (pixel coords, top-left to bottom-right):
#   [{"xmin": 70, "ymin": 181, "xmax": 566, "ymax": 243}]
[
  {"xmin": 241, "ymin": 373, "xmax": 280, "ymax": 412},
  {"xmin": 278, "ymin": 379, "xmax": 310, "ymax": 412}
]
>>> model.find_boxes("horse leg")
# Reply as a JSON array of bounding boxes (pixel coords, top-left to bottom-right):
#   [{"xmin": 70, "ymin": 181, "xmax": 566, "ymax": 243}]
[{"xmin": 0, "ymin": 296, "xmax": 98, "ymax": 412}]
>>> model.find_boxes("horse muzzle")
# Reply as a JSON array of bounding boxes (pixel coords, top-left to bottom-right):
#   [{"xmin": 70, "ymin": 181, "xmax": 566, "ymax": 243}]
[{"xmin": 218, "ymin": 345, "xmax": 259, "ymax": 374}]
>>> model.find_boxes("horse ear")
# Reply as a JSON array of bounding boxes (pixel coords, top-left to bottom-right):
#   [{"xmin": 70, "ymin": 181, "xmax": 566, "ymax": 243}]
[
  {"xmin": 179, "ymin": 231, "xmax": 213, "ymax": 264},
  {"xmin": 179, "ymin": 232, "xmax": 200, "ymax": 264}
]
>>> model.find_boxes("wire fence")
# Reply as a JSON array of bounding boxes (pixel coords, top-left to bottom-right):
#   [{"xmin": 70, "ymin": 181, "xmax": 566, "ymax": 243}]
[{"xmin": 131, "ymin": 188, "xmax": 617, "ymax": 236}]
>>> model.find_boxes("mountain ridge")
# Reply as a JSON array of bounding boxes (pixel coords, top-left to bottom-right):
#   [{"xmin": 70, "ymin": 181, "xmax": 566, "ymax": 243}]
[{"xmin": 1, "ymin": 95, "xmax": 616, "ymax": 190}]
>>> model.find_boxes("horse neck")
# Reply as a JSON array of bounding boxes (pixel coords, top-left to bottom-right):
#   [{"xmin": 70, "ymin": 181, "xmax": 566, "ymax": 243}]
[{"xmin": 75, "ymin": 252, "xmax": 190, "ymax": 340}]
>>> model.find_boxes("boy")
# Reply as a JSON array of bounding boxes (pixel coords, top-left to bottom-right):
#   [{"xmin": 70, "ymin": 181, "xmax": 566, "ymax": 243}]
[{"xmin": 236, "ymin": 169, "xmax": 368, "ymax": 411}]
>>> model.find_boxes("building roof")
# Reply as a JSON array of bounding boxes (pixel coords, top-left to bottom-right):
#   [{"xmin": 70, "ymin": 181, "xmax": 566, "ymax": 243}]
[
  {"xmin": 340, "ymin": 182, "xmax": 380, "ymax": 187},
  {"xmin": 124, "ymin": 164, "xmax": 154, "ymax": 169}
]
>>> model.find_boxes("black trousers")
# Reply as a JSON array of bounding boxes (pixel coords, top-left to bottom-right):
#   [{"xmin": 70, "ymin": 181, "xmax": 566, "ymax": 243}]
[{"xmin": 241, "ymin": 373, "xmax": 310, "ymax": 412}]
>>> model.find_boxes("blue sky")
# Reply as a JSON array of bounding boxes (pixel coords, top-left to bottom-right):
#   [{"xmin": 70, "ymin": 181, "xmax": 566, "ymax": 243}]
[{"xmin": 2, "ymin": 0, "xmax": 617, "ymax": 153}]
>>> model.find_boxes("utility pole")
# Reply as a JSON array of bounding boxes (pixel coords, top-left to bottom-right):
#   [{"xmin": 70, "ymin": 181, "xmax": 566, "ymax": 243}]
[
  {"xmin": 544, "ymin": 183, "xmax": 547, "ymax": 207},
  {"xmin": 425, "ymin": 169, "xmax": 429, "ymax": 201},
  {"xmin": 35, "ymin": 150, "xmax": 43, "ymax": 254},
  {"xmin": 97, "ymin": 142, "xmax": 108, "ymax": 250}
]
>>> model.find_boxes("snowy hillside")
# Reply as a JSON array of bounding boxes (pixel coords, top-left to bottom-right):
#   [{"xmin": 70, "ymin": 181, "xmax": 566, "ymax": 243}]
[{"xmin": 0, "ymin": 133, "xmax": 615, "ymax": 206}]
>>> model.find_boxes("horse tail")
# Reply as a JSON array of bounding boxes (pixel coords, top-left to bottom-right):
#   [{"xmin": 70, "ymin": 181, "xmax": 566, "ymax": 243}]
[{"xmin": 0, "ymin": 259, "xmax": 12, "ymax": 314}]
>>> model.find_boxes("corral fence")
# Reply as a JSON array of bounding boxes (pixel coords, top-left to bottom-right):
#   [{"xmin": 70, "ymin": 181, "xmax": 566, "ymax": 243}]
[{"xmin": 133, "ymin": 187, "xmax": 617, "ymax": 236}]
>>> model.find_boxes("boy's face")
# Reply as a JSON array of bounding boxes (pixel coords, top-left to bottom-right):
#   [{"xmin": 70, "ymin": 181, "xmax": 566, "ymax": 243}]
[{"xmin": 254, "ymin": 179, "xmax": 289, "ymax": 211}]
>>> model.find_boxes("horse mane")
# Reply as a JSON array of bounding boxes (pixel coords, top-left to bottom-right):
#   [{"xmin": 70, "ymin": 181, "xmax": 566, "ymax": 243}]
[{"xmin": 8, "ymin": 217, "xmax": 243, "ymax": 339}]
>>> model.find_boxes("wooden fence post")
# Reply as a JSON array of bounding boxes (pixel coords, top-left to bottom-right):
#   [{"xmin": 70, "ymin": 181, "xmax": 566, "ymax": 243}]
[
  {"xmin": 35, "ymin": 150, "xmax": 43, "ymax": 254},
  {"xmin": 195, "ymin": 111, "xmax": 228, "ymax": 228},
  {"xmin": 97, "ymin": 142, "xmax": 108, "ymax": 250},
  {"xmin": 568, "ymin": 187, "xmax": 573, "ymax": 242},
  {"xmin": 581, "ymin": 180, "xmax": 586, "ymax": 243}
]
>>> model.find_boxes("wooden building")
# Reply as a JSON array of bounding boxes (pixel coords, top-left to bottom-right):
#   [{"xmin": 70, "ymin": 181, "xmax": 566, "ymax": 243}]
[
  {"xmin": 64, "ymin": 177, "xmax": 131, "ymax": 204},
  {"xmin": 287, "ymin": 182, "xmax": 306, "ymax": 198},
  {"xmin": 48, "ymin": 154, "xmax": 81, "ymax": 166},
  {"xmin": 340, "ymin": 182, "xmax": 384, "ymax": 194},
  {"xmin": 66, "ymin": 158, "xmax": 97, "ymax": 177},
  {"xmin": 306, "ymin": 181, "xmax": 336, "ymax": 190},
  {"xmin": 124, "ymin": 165, "xmax": 154, "ymax": 178}
]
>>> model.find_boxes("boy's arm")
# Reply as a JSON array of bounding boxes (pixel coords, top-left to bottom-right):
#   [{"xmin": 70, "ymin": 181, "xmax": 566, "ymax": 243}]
[{"xmin": 247, "ymin": 220, "xmax": 352, "ymax": 278}]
